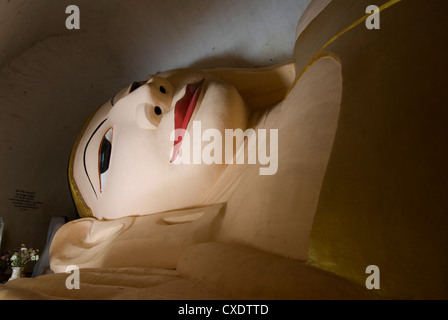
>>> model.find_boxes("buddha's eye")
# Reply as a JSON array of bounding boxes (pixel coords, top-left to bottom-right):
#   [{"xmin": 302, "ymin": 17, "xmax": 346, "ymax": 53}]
[
  {"xmin": 154, "ymin": 106, "xmax": 163, "ymax": 116},
  {"xmin": 159, "ymin": 86, "xmax": 167, "ymax": 94},
  {"xmin": 99, "ymin": 128, "xmax": 113, "ymax": 192}
]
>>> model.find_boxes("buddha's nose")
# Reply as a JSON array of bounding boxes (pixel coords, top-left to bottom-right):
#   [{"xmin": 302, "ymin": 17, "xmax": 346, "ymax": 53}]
[
  {"xmin": 109, "ymin": 76, "xmax": 174, "ymax": 130},
  {"xmin": 129, "ymin": 76, "xmax": 174, "ymax": 111}
]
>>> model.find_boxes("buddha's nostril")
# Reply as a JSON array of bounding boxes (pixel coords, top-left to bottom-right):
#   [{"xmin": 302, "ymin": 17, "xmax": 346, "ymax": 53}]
[{"xmin": 154, "ymin": 106, "xmax": 162, "ymax": 116}]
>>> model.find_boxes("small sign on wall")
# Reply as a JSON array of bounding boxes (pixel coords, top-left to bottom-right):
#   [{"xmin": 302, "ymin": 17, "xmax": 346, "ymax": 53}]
[{"xmin": 8, "ymin": 189, "xmax": 43, "ymax": 211}]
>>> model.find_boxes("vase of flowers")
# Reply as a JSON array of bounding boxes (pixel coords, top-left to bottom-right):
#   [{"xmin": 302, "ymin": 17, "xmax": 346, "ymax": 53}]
[
  {"xmin": 9, "ymin": 266, "xmax": 25, "ymax": 281},
  {"xmin": 7, "ymin": 244, "xmax": 39, "ymax": 282}
]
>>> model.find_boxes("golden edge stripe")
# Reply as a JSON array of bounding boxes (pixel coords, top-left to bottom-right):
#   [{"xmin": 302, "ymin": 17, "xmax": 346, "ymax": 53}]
[
  {"xmin": 68, "ymin": 107, "xmax": 102, "ymax": 218},
  {"xmin": 285, "ymin": 0, "xmax": 404, "ymax": 99}
]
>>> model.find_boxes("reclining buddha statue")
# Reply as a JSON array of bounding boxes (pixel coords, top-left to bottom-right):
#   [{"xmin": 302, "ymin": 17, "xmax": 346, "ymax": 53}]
[{"xmin": 1, "ymin": 0, "xmax": 447, "ymax": 300}]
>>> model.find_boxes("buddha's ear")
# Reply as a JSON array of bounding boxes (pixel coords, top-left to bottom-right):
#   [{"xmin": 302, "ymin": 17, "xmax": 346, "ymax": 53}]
[{"xmin": 204, "ymin": 61, "xmax": 295, "ymax": 110}]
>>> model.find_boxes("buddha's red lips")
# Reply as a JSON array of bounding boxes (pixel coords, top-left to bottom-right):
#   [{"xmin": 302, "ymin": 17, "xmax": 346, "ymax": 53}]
[{"xmin": 171, "ymin": 79, "xmax": 205, "ymax": 163}]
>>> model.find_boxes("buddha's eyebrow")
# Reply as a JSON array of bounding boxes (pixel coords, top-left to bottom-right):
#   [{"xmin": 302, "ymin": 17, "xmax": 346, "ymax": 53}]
[{"xmin": 83, "ymin": 118, "xmax": 108, "ymax": 199}]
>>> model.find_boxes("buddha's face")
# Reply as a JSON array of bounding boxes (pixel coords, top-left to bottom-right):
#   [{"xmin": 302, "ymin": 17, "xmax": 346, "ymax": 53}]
[{"xmin": 72, "ymin": 70, "xmax": 248, "ymax": 219}]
